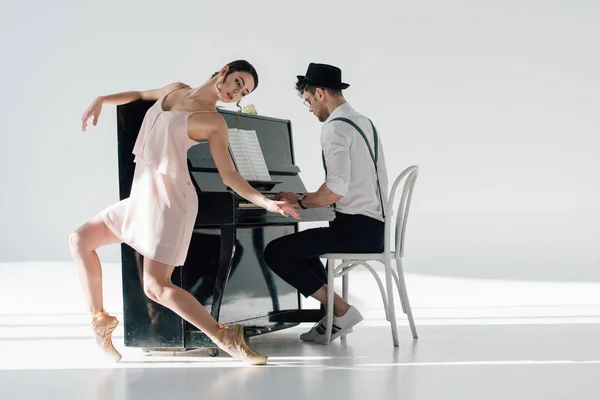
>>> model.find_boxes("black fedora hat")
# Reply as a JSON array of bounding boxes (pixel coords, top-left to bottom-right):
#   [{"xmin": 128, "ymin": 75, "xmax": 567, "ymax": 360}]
[{"xmin": 296, "ymin": 63, "xmax": 350, "ymax": 90}]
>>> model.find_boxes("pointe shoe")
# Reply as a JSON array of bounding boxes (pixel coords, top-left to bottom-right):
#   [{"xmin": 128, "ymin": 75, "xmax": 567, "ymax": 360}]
[
  {"xmin": 213, "ymin": 323, "xmax": 268, "ymax": 365},
  {"xmin": 91, "ymin": 310, "xmax": 122, "ymax": 362}
]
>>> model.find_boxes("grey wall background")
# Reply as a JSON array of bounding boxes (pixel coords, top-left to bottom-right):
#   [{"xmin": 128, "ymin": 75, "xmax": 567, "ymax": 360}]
[{"xmin": 1, "ymin": 0, "xmax": 598, "ymax": 281}]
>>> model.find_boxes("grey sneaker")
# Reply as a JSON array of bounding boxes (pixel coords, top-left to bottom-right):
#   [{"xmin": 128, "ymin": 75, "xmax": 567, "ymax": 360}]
[
  {"xmin": 300, "ymin": 306, "xmax": 363, "ymax": 344},
  {"xmin": 300, "ymin": 316, "xmax": 327, "ymax": 342}
]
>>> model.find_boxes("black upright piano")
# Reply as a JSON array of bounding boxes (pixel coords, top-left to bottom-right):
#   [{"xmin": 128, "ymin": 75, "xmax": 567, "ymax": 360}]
[{"xmin": 115, "ymin": 100, "xmax": 334, "ymax": 354}]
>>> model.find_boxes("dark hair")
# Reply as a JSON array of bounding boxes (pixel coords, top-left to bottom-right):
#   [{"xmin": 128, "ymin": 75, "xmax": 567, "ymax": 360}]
[
  {"xmin": 211, "ymin": 60, "xmax": 259, "ymax": 92},
  {"xmin": 295, "ymin": 82, "xmax": 342, "ymax": 97}
]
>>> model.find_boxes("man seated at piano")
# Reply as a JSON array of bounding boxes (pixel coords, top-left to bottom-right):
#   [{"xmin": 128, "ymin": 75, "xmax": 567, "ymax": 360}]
[{"xmin": 264, "ymin": 63, "xmax": 389, "ymax": 344}]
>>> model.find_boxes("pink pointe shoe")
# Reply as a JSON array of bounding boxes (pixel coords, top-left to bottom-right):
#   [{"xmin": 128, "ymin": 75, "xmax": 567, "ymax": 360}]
[
  {"xmin": 213, "ymin": 323, "xmax": 268, "ymax": 365},
  {"xmin": 91, "ymin": 310, "xmax": 122, "ymax": 362}
]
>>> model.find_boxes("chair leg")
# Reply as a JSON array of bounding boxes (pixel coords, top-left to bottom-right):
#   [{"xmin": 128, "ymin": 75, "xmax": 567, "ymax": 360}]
[
  {"xmin": 342, "ymin": 270, "xmax": 349, "ymax": 301},
  {"xmin": 384, "ymin": 258, "xmax": 399, "ymax": 347},
  {"xmin": 325, "ymin": 258, "xmax": 335, "ymax": 345},
  {"xmin": 395, "ymin": 258, "xmax": 418, "ymax": 339},
  {"xmin": 341, "ymin": 272, "xmax": 349, "ymax": 340},
  {"xmin": 390, "ymin": 269, "xmax": 406, "ymax": 314},
  {"xmin": 358, "ymin": 262, "xmax": 390, "ymax": 321}
]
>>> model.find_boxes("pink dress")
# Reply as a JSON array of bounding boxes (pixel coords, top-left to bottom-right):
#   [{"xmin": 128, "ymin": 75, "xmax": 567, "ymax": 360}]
[{"xmin": 100, "ymin": 90, "xmax": 208, "ymax": 266}]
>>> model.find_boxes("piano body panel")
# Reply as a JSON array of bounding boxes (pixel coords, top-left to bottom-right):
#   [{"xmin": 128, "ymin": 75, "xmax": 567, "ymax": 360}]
[
  {"xmin": 195, "ymin": 191, "xmax": 236, "ymax": 227},
  {"xmin": 182, "ymin": 225, "xmax": 299, "ymax": 325},
  {"xmin": 116, "ymin": 100, "xmax": 332, "ymax": 350}
]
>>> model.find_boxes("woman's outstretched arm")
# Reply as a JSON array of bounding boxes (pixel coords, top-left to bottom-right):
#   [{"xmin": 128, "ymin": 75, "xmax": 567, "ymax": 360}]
[
  {"xmin": 203, "ymin": 117, "xmax": 300, "ymax": 220},
  {"xmin": 81, "ymin": 82, "xmax": 188, "ymax": 131}
]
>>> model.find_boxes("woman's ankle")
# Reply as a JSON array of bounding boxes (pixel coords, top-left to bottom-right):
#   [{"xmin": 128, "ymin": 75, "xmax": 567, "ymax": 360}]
[
  {"xmin": 211, "ymin": 323, "xmax": 233, "ymax": 346},
  {"xmin": 91, "ymin": 309, "xmax": 106, "ymax": 320}
]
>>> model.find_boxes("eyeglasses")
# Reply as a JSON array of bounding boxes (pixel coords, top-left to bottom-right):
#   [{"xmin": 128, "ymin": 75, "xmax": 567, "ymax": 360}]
[{"xmin": 303, "ymin": 94, "xmax": 313, "ymax": 108}]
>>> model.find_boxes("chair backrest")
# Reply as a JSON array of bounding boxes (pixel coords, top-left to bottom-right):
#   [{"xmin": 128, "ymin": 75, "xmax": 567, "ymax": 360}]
[{"xmin": 383, "ymin": 165, "xmax": 419, "ymax": 258}]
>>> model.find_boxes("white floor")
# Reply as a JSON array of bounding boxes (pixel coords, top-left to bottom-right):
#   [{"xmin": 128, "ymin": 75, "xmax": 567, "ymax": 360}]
[{"xmin": 1, "ymin": 261, "xmax": 600, "ymax": 399}]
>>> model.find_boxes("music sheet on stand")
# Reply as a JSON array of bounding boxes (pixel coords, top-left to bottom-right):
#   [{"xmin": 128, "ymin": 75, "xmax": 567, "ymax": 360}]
[{"xmin": 228, "ymin": 129, "xmax": 271, "ymax": 181}]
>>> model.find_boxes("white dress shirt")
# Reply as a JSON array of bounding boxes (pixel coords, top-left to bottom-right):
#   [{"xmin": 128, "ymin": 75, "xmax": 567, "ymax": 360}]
[{"xmin": 321, "ymin": 102, "xmax": 389, "ymax": 222}]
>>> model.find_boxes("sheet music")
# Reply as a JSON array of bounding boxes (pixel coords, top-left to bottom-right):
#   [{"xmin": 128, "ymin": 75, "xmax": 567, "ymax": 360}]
[{"xmin": 228, "ymin": 129, "xmax": 271, "ymax": 181}]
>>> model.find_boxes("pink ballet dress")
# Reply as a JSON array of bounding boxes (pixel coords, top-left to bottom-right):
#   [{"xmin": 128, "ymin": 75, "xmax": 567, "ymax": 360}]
[{"xmin": 100, "ymin": 90, "xmax": 208, "ymax": 266}]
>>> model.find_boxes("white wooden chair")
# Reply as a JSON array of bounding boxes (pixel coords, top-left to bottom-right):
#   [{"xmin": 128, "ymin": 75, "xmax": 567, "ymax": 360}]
[{"xmin": 321, "ymin": 165, "xmax": 420, "ymax": 346}]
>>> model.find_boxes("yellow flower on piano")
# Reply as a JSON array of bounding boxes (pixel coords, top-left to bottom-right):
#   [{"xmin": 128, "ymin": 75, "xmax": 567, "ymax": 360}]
[{"xmin": 242, "ymin": 104, "xmax": 258, "ymax": 115}]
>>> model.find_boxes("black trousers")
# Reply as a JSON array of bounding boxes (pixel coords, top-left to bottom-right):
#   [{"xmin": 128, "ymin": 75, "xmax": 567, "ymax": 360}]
[{"xmin": 263, "ymin": 212, "xmax": 384, "ymax": 298}]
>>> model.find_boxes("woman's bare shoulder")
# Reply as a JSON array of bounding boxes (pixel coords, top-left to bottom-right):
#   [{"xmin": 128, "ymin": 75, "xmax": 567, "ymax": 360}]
[
  {"xmin": 139, "ymin": 82, "xmax": 191, "ymax": 101},
  {"xmin": 188, "ymin": 111, "xmax": 227, "ymax": 141}
]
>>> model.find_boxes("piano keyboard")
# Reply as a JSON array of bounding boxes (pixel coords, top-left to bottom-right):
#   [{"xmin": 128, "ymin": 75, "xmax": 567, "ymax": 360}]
[{"xmin": 237, "ymin": 193, "xmax": 279, "ymax": 208}]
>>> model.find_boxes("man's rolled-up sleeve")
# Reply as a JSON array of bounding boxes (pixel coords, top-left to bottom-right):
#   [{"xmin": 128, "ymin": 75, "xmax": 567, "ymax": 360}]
[{"xmin": 322, "ymin": 124, "xmax": 351, "ymax": 196}]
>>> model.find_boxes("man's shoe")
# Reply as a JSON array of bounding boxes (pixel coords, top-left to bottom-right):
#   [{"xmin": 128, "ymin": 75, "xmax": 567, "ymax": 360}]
[
  {"xmin": 300, "ymin": 306, "xmax": 363, "ymax": 344},
  {"xmin": 300, "ymin": 315, "xmax": 327, "ymax": 342}
]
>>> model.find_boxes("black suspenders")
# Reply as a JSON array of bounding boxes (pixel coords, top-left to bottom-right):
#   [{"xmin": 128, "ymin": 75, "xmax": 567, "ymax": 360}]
[{"xmin": 322, "ymin": 117, "xmax": 385, "ymax": 219}]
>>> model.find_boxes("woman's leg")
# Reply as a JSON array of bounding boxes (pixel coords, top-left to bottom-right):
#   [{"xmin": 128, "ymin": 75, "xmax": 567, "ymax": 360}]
[
  {"xmin": 69, "ymin": 215, "xmax": 123, "ymax": 361},
  {"xmin": 142, "ymin": 257, "xmax": 267, "ymax": 365},
  {"xmin": 142, "ymin": 258, "xmax": 222, "ymax": 337},
  {"xmin": 69, "ymin": 216, "xmax": 122, "ymax": 314}
]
